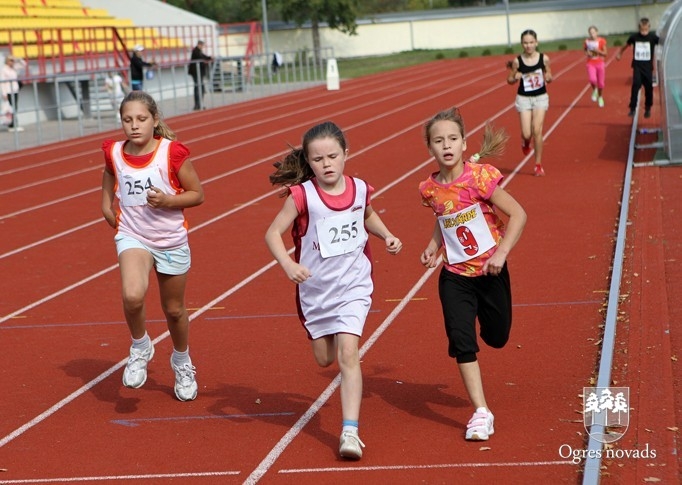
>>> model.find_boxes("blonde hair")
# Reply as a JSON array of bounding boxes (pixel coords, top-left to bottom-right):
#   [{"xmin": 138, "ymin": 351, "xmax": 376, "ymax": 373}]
[
  {"xmin": 424, "ymin": 107, "xmax": 508, "ymax": 161},
  {"xmin": 120, "ymin": 91, "xmax": 176, "ymax": 140}
]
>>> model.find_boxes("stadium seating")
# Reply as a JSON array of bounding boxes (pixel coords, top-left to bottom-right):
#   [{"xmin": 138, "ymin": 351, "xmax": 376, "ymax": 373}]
[{"xmin": 0, "ymin": 0, "xmax": 184, "ymax": 62}]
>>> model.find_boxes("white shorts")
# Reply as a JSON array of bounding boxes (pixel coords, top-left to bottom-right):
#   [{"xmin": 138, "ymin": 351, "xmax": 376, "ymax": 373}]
[
  {"xmin": 515, "ymin": 93, "xmax": 549, "ymax": 112},
  {"xmin": 114, "ymin": 233, "xmax": 191, "ymax": 275}
]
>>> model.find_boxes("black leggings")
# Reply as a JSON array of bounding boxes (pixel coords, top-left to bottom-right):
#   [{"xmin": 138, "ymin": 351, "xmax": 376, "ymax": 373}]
[{"xmin": 438, "ymin": 264, "xmax": 512, "ymax": 364}]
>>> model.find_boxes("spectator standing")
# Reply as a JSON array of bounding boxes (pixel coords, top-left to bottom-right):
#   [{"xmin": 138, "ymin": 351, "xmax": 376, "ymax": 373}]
[
  {"xmin": 188, "ymin": 40, "xmax": 213, "ymax": 110},
  {"xmin": 105, "ymin": 71, "xmax": 128, "ymax": 122},
  {"xmin": 616, "ymin": 18, "xmax": 659, "ymax": 118},
  {"xmin": 0, "ymin": 56, "xmax": 25, "ymax": 132},
  {"xmin": 130, "ymin": 45, "xmax": 156, "ymax": 91},
  {"xmin": 271, "ymin": 51, "xmax": 283, "ymax": 74}
]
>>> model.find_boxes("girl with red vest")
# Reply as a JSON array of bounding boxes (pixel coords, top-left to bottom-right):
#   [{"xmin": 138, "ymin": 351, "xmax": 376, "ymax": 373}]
[
  {"xmin": 101, "ymin": 91, "xmax": 204, "ymax": 402},
  {"xmin": 265, "ymin": 121, "xmax": 402, "ymax": 460}
]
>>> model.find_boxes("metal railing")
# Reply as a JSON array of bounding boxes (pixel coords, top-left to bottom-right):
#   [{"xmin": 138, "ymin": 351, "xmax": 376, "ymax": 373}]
[{"xmin": 0, "ymin": 47, "xmax": 333, "ymax": 154}]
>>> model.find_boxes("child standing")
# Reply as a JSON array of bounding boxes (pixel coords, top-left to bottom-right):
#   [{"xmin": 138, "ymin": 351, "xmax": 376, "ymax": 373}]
[
  {"xmin": 506, "ymin": 29, "xmax": 552, "ymax": 176},
  {"xmin": 616, "ymin": 17, "xmax": 659, "ymax": 119},
  {"xmin": 105, "ymin": 71, "xmax": 127, "ymax": 122},
  {"xmin": 101, "ymin": 91, "xmax": 204, "ymax": 401},
  {"xmin": 265, "ymin": 121, "xmax": 402, "ymax": 459},
  {"xmin": 419, "ymin": 107, "xmax": 526, "ymax": 441},
  {"xmin": 584, "ymin": 25, "xmax": 607, "ymax": 108}
]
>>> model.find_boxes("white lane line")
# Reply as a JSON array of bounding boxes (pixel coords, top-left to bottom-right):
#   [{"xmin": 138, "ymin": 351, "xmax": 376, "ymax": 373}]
[
  {"xmin": 279, "ymin": 460, "xmax": 574, "ymax": 474},
  {"xmin": 243, "ymin": 264, "xmax": 440, "ymax": 485},
  {"xmin": 1, "ymin": 54, "xmax": 588, "ymax": 480},
  {"xmin": 244, "ymin": 55, "xmax": 590, "ymax": 484},
  {"xmin": 0, "ymin": 471, "xmax": 240, "ymax": 484}
]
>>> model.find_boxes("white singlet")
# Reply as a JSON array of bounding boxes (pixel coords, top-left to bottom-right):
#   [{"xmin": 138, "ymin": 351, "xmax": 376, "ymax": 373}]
[{"xmin": 296, "ymin": 178, "xmax": 372, "ymax": 339}]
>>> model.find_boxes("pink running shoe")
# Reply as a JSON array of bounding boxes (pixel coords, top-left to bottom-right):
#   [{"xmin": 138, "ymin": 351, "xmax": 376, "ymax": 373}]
[{"xmin": 466, "ymin": 408, "xmax": 495, "ymax": 441}]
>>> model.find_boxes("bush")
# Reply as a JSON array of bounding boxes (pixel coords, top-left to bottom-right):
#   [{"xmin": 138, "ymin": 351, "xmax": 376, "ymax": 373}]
[
  {"xmin": 435, "ymin": 52, "xmax": 445, "ymax": 60},
  {"xmin": 614, "ymin": 39, "xmax": 622, "ymax": 47},
  {"xmin": 458, "ymin": 50, "xmax": 469, "ymax": 58},
  {"xmin": 504, "ymin": 47, "xmax": 515, "ymax": 54},
  {"xmin": 481, "ymin": 48, "xmax": 492, "ymax": 56},
  {"xmin": 558, "ymin": 44, "xmax": 567, "ymax": 51}
]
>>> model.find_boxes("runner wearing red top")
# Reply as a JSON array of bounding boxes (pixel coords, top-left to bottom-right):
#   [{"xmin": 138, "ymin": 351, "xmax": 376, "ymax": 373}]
[
  {"xmin": 101, "ymin": 90, "xmax": 204, "ymax": 402},
  {"xmin": 584, "ymin": 25, "xmax": 608, "ymax": 108},
  {"xmin": 265, "ymin": 121, "xmax": 402, "ymax": 460},
  {"xmin": 419, "ymin": 107, "xmax": 527, "ymax": 442}
]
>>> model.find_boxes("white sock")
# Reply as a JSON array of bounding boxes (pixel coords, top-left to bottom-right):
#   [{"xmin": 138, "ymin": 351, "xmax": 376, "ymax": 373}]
[
  {"xmin": 131, "ymin": 333, "xmax": 150, "ymax": 351},
  {"xmin": 172, "ymin": 348, "xmax": 191, "ymax": 367}
]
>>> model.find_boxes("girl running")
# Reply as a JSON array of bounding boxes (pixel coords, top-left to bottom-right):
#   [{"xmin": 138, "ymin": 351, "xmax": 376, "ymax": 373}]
[
  {"xmin": 584, "ymin": 25, "xmax": 607, "ymax": 108},
  {"xmin": 419, "ymin": 107, "xmax": 527, "ymax": 441},
  {"xmin": 265, "ymin": 121, "xmax": 402, "ymax": 460},
  {"xmin": 101, "ymin": 90, "xmax": 204, "ymax": 402},
  {"xmin": 506, "ymin": 29, "xmax": 552, "ymax": 176}
]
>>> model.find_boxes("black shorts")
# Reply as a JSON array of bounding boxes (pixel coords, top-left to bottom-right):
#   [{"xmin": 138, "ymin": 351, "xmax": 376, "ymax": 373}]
[{"xmin": 438, "ymin": 264, "xmax": 512, "ymax": 364}]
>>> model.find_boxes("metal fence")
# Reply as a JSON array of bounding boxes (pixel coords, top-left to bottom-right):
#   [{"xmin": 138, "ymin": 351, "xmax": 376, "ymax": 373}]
[{"xmin": 0, "ymin": 47, "xmax": 333, "ymax": 154}]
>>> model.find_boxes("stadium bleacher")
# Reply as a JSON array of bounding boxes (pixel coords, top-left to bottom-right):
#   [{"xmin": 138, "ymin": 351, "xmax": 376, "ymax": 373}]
[{"xmin": 0, "ymin": 0, "xmax": 184, "ymax": 63}]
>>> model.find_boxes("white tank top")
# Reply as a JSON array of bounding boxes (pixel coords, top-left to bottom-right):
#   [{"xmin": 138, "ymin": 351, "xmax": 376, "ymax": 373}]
[
  {"xmin": 296, "ymin": 178, "xmax": 373, "ymax": 338},
  {"xmin": 112, "ymin": 138, "xmax": 188, "ymax": 250}
]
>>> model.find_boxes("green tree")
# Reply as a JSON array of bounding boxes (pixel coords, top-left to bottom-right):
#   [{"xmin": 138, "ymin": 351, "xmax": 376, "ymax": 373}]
[
  {"xmin": 163, "ymin": 0, "xmax": 261, "ymax": 23},
  {"xmin": 272, "ymin": 0, "xmax": 360, "ymax": 61}
]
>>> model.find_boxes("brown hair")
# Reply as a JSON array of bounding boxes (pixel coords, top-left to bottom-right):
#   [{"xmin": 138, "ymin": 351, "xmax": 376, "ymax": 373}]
[
  {"xmin": 424, "ymin": 107, "xmax": 508, "ymax": 161},
  {"xmin": 120, "ymin": 90, "xmax": 176, "ymax": 140},
  {"xmin": 269, "ymin": 121, "xmax": 347, "ymax": 195}
]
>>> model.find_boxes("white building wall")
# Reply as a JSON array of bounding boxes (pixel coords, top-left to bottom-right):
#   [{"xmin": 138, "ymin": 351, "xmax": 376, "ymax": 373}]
[{"xmin": 267, "ymin": 3, "xmax": 670, "ymax": 58}]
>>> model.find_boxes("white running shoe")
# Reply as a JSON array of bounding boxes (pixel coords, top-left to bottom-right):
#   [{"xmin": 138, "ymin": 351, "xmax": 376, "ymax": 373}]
[
  {"xmin": 591, "ymin": 88, "xmax": 598, "ymax": 102},
  {"xmin": 339, "ymin": 430, "xmax": 365, "ymax": 460},
  {"xmin": 465, "ymin": 408, "xmax": 495, "ymax": 441},
  {"xmin": 598, "ymin": 97, "xmax": 605, "ymax": 108},
  {"xmin": 172, "ymin": 360, "xmax": 198, "ymax": 401},
  {"xmin": 122, "ymin": 342, "xmax": 155, "ymax": 388}
]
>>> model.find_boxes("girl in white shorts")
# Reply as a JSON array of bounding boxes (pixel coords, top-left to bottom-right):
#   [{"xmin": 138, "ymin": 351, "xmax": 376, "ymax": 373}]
[
  {"xmin": 506, "ymin": 29, "xmax": 552, "ymax": 176},
  {"xmin": 101, "ymin": 91, "xmax": 204, "ymax": 402},
  {"xmin": 265, "ymin": 121, "xmax": 402, "ymax": 461}
]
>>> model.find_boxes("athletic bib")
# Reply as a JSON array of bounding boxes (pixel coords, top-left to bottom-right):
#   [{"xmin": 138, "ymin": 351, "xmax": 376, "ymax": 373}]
[
  {"xmin": 316, "ymin": 209, "xmax": 366, "ymax": 258},
  {"xmin": 634, "ymin": 42, "xmax": 651, "ymax": 61},
  {"xmin": 119, "ymin": 166, "xmax": 166, "ymax": 206},
  {"xmin": 439, "ymin": 203, "xmax": 496, "ymax": 264},
  {"xmin": 522, "ymin": 69, "xmax": 545, "ymax": 92}
]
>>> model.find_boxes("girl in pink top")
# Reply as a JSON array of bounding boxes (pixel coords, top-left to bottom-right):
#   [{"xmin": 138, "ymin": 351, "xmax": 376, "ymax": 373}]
[
  {"xmin": 419, "ymin": 107, "xmax": 527, "ymax": 442},
  {"xmin": 101, "ymin": 91, "xmax": 204, "ymax": 402},
  {"xmin": 265, "ymin": 121, "xmax": 402, "ymax": 460},
  {"xmin": 585, "ymin": 25, "xmax": 608, "ymax": 107}
]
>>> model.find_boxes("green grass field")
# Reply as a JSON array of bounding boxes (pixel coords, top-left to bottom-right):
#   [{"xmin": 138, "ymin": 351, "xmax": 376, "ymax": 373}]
[{"xmin": 336, "ymin": 35, "xmax": 629, "ymax": 78}]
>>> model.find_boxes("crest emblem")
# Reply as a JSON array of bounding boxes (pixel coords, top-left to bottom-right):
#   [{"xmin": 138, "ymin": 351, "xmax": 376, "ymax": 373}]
[{"xmin": 583, "ymin": 387, "xmax": 629, "ymax": 443}]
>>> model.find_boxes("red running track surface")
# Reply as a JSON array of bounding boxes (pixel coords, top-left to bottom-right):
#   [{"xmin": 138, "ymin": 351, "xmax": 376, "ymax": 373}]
[{"xmin": 0, "ymin": 51, "xmax": 679, "ymax": 484}]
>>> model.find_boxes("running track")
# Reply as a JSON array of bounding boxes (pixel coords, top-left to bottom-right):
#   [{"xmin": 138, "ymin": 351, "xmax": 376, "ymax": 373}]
[{"xmin": 0, "ymin": 51, "xmax": 679, "ymax": 484}]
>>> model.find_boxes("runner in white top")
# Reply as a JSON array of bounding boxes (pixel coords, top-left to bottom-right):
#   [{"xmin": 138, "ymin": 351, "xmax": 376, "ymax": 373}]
[
  {"xmin": 101, "ymin": 91, "xmax": 204, "ymax": 402},
  {"xmin": 265, "ymin": 121, "xmax": 402, "ymax": 461}
]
